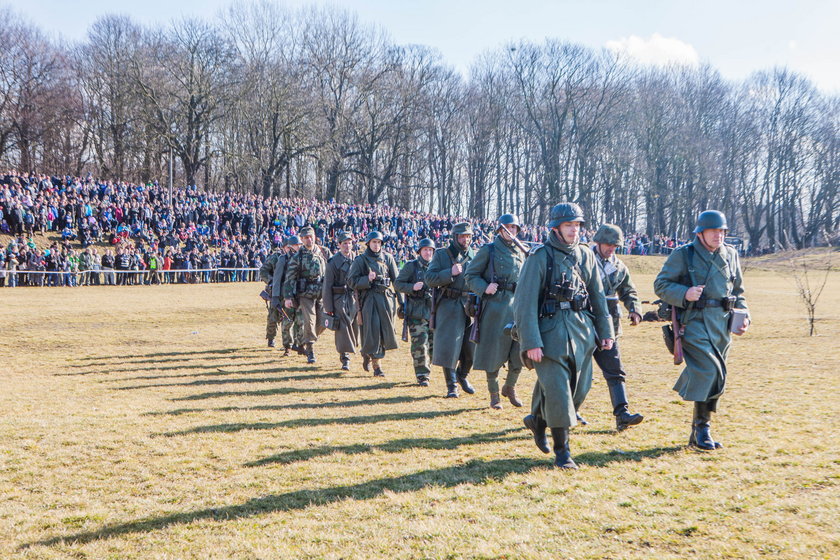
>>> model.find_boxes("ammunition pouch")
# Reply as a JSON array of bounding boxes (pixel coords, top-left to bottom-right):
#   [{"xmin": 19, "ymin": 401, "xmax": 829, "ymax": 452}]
[
  {"xmin": 693, "ymin": 296, "xmax": 736, "ymax": 311},
  {"xmin": 540, "ymin": 292, "xmax": 589, "ymax": 317},
  {"xmin": 495, "ymin": 281, "xmax": 517, "ymax": 293},
  {"xmin": 441, "ymin": 287, "xmax": 467, "ymax": 299},
  {"xmin": 331, "ymin": 286, "xmax": 349, "ymax": 295}
]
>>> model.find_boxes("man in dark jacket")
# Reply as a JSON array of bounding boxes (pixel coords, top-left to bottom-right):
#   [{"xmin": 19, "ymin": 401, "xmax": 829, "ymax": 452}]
[
  {"xmin": 322, "ymin": 231, "xmax": 360, "ymax": 370},
  {"xmin": 395, "ymin": 238, "xmax": 435, "ymax": 386}
]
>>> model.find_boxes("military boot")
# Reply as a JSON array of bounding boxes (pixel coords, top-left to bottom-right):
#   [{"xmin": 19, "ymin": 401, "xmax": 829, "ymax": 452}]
[
  {"xmin": 443, "ymin": 368, "xmax": 458, "ymax": 398},
  {"xmin": 523, "ymin": 414, "xmax": 550, "ymax": 454},
  {"xmin": 340, "ymin": 353, "xmax": 350, "ymax": 371},
  {"xmin": 305, "ymin": 343, "xmax": 316, "ymax": 364},
  {"xmin": 576, "ymin": 413, "xmax": 588, "ymax": 426},
  {"xmin": 282, "ymin": 346, "xmax": 291, "ymax": 357},
  {"xmin": 417, "ymin": 376, "xmax": 430, "ymax": 387},
  {"xmin": 267, "ymin": 338, "xmax": 275, "ymax": 348},
  {"xmin": 609, "ymin": 383, "xmax": 644, "ymax": 431},
  {"xmin": 362, "ymin": 354, "xmax": 371, "ymax": 372},
  {"xmin": 501, "ymin": 384, "xmax": 523, "ymax": 407},
  {"xmin": 689, "ymin": 401, "xmax": 720, "ymax": 451},
  {"xmin": 489, "ymin": 392, "xmax": 502, "ymax": 409},
  {"xmin": 372, "ymin": 358, "xmax": 384, "ymax": 377},
  {"xmin": 456, "ymin": 371, "xmax": 475, "ymax": 394},
  {"xmin": 551, "ymin": 427, "xmax": 577, "ymax": 469}
]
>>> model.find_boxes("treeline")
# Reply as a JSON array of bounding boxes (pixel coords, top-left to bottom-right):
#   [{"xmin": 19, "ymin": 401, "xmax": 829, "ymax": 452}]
[{"xmin": 0, "ymin": 2, "xmax": 837, "ymax": 250}]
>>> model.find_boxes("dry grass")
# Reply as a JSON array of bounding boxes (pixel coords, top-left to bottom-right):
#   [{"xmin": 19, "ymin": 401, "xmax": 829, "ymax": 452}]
[{"xmin": 0, "ymin": 266, "xmax": 838, "ymax": 559}]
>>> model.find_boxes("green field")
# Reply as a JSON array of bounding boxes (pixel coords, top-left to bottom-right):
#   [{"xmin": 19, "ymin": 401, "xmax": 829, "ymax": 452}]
[{"xmin": 0, "ymin": 262, "xmax": 838, "ymax": 559}]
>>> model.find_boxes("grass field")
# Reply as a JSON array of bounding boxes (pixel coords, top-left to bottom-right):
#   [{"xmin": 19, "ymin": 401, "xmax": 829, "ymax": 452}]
[{"xmin": 1, "ymin": 259, "xmax": 838, "ymax": 559}]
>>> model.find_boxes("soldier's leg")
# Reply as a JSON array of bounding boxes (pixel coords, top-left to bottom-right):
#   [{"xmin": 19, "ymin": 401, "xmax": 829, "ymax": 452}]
[
  {"xmin": 523, "ymin": 382, "xmax": 549, "ymax": 453},
  {"xmin": 501, "ymin": 366, "xmax": 523, "ymax": 407},
  {"xmin": 266, "ymin": 308, "xmax": 279, "ymax": 346},
  {"xmin": 455, "ymin": 322, "xmax": 475, "ymax": 394},
  {"xmin": 594, "ymin": 341, "xmax": 643, "ymax": 430},
  {"xmin": 315, "ymin": 299, "xmax": 326, "ymax": 337},
  {"xmin": 486, "ymin": 370, "xmax": 502, "ymax": 409},
  {"xmin": 409, "ymin": 319, "xmax": 430, "ymax": 383}
]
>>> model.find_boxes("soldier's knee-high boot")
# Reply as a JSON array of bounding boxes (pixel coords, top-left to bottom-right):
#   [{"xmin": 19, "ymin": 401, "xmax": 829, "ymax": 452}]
[
  {"xmin": 340, "ymin": 352, "xmax": 350, "ymax": 371},
  {"xmin": 443, "ymin": 368, "xmax": 458, "ymax": 398},
  {"xmin": 551, "ymin": 427, "xmax": 577, "ymax": 469},
  {"xmin": 609, "ymin": 382, "xmax": 644, "ymax": 431},
  {"xmin": 523, "ymin": 414, "xmax": 550, "ymax": 454},
  {"xmin": 456, "ymin": 366, "xmax": 475, "ymax": 394},
  {"xmin": 689, "ymin": 401, "xmax": 721, "ymax": 450}
]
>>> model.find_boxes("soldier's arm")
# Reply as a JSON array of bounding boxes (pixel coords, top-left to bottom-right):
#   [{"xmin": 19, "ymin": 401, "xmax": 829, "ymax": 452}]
[
  {"xmin": 347, "ymin": 257, "xmax": 371, "ymax": 290},
  {"xmin": 258, "ymin": 254, "xmax": 274, "ymax": 283},
  {"xmin": 282, "ymin": 256, "xmax": 299, "ymax": 299},
  {"xmin": 463, "ymin": 245, "xmax": 490, "ymax": 295},
  {"xmin": 513, "ymin": 248, "xmax": 546, "ymax": 352},
  {"xmin": 582, "ymin": 250, "xmax": 615, "ymax": 341},
  {"xmin": 616, "ymin": 266, "xmax": 643, "ymax": 315},
  {"xmin": 423, "ymin": 250, "xmax": 452, "ymax": 288},
  {"xmin": 321, "ymin": 260, "xmax": 336, "ymax": 314},
  {"xmin": 270, "ymin": 258, "xmax": 286, "ymax": 303},
  {"xmin": 730, "ymin": 248, "xmax": 749, "ymax": 313},
  {"xmin": 653, "ymin": 248, "xmax": 690, "ymax": 308},
  {"xmin": 394, "ymin": 261, "xmax": 415, "ymax": 294}
]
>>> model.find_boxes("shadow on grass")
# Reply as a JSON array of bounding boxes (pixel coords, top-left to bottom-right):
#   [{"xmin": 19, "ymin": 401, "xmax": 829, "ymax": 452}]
[
  {"xmin": 116, "ymin": 371, "xmax": 342, "ymax": 391},
  {"xmin": 575, "ymin": 445, "xmax": 683, "ymax": 467},
  {"xmin": 159, "ymin": 408, "xmax": 477, "ymax": 437},
  {"xmin": 143, "ymin": 395, "xmax": 436, "ymax": 416},
  {"xmin": 75, "ymin": 347, "xmax": 259, "ymax": 361},
  {"xmin": 108, "ymin": 363, "xmax": 311, "ymax": 382},
  {"xmin": 24, "ymin": 457, "xmax": 544, "ymax": 549},
  {"xmin": 247, "ymin": 428, "xmax": 520, "ymax": 467},
  {"xmin": 170, "ymin": 382, "xmax": 400, "ymax": 401},
  {"xmin": 90, "ymin": 360, "xmax": 282, "ymax": 377}
]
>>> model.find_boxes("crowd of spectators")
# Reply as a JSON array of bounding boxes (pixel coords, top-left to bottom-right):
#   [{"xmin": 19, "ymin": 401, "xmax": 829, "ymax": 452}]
[{"xmin": 0, "ymin": 171, "xmax": 690, "ymax": 288}]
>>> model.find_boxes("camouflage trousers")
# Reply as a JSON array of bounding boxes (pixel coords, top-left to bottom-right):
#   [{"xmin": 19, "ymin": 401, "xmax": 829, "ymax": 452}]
[
  {"xmin": 267, "ymin": 307, "xmax": 281, "ymax": 341},
  {"xmin": 407, "ymin": 317, "xmax": 434, "ymax": 379},
  {"xmin": 282, "ymin": 306, "xmax": 300, "ymax": 348}
]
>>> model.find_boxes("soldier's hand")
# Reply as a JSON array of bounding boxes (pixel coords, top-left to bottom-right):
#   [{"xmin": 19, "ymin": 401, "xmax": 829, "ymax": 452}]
[
  {"xmin": 413, "ymin": 281, "xmax": 425, "ymax": 291},
  {"xmin": 526, "ymin": 347, "xmax": 543, "ymax": 363},
  {"xmin": 284, "ymin": 298, "xmax": 294, "ymax": 308},
  {"xmin": 629, "ymin": 312, "xmax": 642, "ymax": 326},
  {"xmin": 685, "ymin": 285, "xmax": 705, "ymax": 302},
  {"xmin": 734, "ymin": 317, "xmax": 750, "ymax": 336},
  {"xmin": 485, "ymin": 282, "xmax": 498, "ymax": 295},
  {"xmin": 451, "ymin": 263, "xmax": 462, "ymax": 276},
  {"xmin": 601, "ymin": 338, "xmax": 614, "ymax": 350},
  {"xmin": 368, "ymin": 270, "xmax": 377, "ymax": 282}
]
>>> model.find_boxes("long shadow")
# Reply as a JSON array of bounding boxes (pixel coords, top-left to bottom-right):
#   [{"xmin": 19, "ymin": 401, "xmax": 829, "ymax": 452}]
[
  {"xmin": 104, "ymin": 364, "xmax": 307, "ymax": 382},
  {"xmin": 171, "ymin": 382, "xmax": 400, "ymax": 401},
  {"xmin": 91, "ymin": 360, "xmax": 281, "ymax": 377},
  {"xmin": 116, "ymin": 372, "xmax": 341, "ymax": 391},
  {"xmin": 70, "ymin": 353, "xmax": 263, "ymax": 369},
  {"xmin": 159, "ymin": 408, "xmax": 477, "ymax": 437},
  {"xmin": 75, "ymin": 347, "xmax": 260, "ymax": 362},
  {"xmin": 247, "ymin": 428, "xmax": 520, "ymax": 467},
  {"xmin": 25, "ymin": 458, "xmax": 544, "ymax": 548},
  {"xmin": 575, "ymin": 446, "xmax": 683, "ymax": 467},
  {"xmin": 143, "ymin": 395, "xmax": 436, "ymax": 416}
]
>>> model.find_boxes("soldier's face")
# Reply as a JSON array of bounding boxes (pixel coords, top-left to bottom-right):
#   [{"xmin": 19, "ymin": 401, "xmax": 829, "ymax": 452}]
[
  {"xmin": 368, "ymin": 239, "xmax": 382, "ymax": 252},
  {"xmin": 500, "ymin": 225, "xmax": 519, "ymax": 240},
  {"xmin": 288, "ymin": 244, "xmax": 301, "ymax": 252},
  {"xmin": 339, "ymin": 240, "xmax": 352, "ymax": 253},
  {"xmin": 456, "ymin": 234, "xmax": 472, "ymax": 247},
  {"xmin": 420, "ymin": 247, "xmax": 434, "ymax": 261},
  {"xmin": 557, "ymin": 221, "xmax": 581, "ymax": 243},
  {"xmin": 301, "ymin": 234, "xmax": 314, "ymax": 248},
  {"xmin": 699, "ymin": 228, "xmax": 726, "ymax": 250},
  {"xmin": 598, "ymin": 243, "xmax": 617, "ymax": 259}
]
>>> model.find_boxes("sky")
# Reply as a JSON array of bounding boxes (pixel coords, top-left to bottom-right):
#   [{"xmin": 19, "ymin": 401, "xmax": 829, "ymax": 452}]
[{"xmin": 6, "ymin": 0, "xmax": 839, "ymax": 93}]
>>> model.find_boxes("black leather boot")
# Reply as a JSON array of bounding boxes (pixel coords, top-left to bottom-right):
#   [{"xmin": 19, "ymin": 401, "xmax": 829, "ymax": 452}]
[
  {"xmin": 443, "ymin": 368, "xmax": 458, "ymax": 398},
  {"xmin": 282, "ymin": 346, "xmax": 290, "ymax": 357},
  {"xmin": 576, "ymin": 413, "xmax": 588, "ymax": 426},
  {"xmin": 609, "ymin": 383, "xmax": 644, "ymax": 431},
  {"xmin": 305, "ymin": 343, "xmax": 316, "ymax": 364},
  {"xmin": 456, "ymin": 373, "xmax": 475, "ymax": 394},
  {"xmin": 551, "ymin": 427, "xmax": 577, "ymax": 469},
  {"xmin": 362, "ymin": 354, "xmax": 371, "ymax": 372},
  {"xmin": 689, "ymin": 401, "xmax": 721, "ymax": 450},
  {"xmin": 340, "ymin": 353, "xmax": 350, "ymax": 371},
  {"xmin": 523, "ymin": 414, "xmax": 550, "ymax": 454},
  {"xmin": 267, "ymin": 338, "xmax": 275, "ymax": 348}
]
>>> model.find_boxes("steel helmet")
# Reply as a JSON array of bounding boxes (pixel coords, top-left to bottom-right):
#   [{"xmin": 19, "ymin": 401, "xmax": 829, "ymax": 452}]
[
  {"xmin": 592, "ymin": 224, "xmax": 624, "ymax": 246},
  {"xmin": 548, "ymin": 203, "xmax": 585, "ymax": 228},
  {"xmin": 694, "ymin": 210, "xmax": 728, "ymax": 233}
]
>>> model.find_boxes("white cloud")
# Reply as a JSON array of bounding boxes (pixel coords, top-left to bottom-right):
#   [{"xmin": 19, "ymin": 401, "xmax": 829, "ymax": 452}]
[
  {"xmin": 606, "ymin": 33, "xmax": 699, "ymax": 67},
  {"xmin": 788, "ymin": 40, "xmax": 798, "ymax": 50}
]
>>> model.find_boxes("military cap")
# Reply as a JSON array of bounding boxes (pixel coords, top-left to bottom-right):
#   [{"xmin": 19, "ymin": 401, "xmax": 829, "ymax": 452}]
[
  {"xmin": 298, "ymin": 226, "xmax": 315, "ymax": 237},
  {"xmin": 285, "ymin": 235, "xmax": 302, "ymax": 246},
  {"xmin": 593, "ymin": 224, "xmax": 624, "ymax": 246},
  {"xmin": 694, "ymin": 210, "xmax": 728, "ymax": 233},
  {"xmin": 498, "ymin": 213, "xmax": 521, "ymax": 229},
  {"xmin": 336, "ymin": 231, "xmax": 353, "ymax": 244},
  {"xmin": 451, "ymin": 222, "xmax": 473, "ymax": 236},
  {"xmin": 548, "ymin": 202, "xmax": 585, "ymax": 228},
  {"xmin": 365, "ymin": 230, "xmax": 384, "ymax": 243},
  {"xmin": 417, "ymin": 238, "xmax": 435, "ymax": 249}
]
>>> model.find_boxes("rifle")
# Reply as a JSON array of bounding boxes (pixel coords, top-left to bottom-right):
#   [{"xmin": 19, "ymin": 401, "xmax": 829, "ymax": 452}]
[
  {"xmin": 498, "ymin": 223, "xmax": 533, "ymax": 255},
  {"xmin": 401, "ymin": 297, "xmax": 409, "ymax": 342},
  {"xmin": 672, "ymin": 306, "xmax": 684, "ymax": 365},
  {"xmin": 468, "ymin": 243, "xmax": 495, "ymax": 344}
]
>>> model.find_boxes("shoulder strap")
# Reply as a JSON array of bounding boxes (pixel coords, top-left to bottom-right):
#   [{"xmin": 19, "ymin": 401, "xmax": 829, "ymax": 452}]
[{"xmin": 488, "ymin": 243, "xmax": 496, "ymax": 283}]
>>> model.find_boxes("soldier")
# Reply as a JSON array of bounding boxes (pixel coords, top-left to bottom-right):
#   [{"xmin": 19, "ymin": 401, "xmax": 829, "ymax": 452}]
[
  {"xmin": 347, "ymin": 231, "xmax": 400, "ymax": 377},
  {"xmin": 425, "ymin": 222, "xmax": 476, "ymax": 398},
  {"xmin": 464, "ymin": 214, "xmax": 526, "ymax": 409},
  {"xmin": 395, "ymin": 238, "xmax": 435, "ymax": 386},
  {"xmin": 589, "ymin": 224, "xmax": 645, "ymax": 431},
  {"xmin": 514, "ymin": 203, "xmax": 614, "ymax": 469},
  {"xmin": 279, "ymin": 237, "xmax": 303, "ymax": 356},
  {"xmin": 654, "ymin": 210, "xmax": 749, "ymax": 451},
  {"xmin": 259, "ymin": 242, "xmax": 285, "ymax": 348},
  {"xmin": 284, "ymin": 226, "xmax": 331, "ymax": 364},
  {"xmin": 322, "ymin": 231, "xmax": 360, "ymax": 370}
]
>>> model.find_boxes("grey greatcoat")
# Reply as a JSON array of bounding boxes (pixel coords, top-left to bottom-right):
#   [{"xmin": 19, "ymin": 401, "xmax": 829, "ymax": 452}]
[
  {"xmin": 653, "ymin": 239, "xmax": 748, "ymax": 402},
  {"xmin": 425, "ymin": 241, "xmax": 475, "ymax": 370},
  {"xmin": 464, "ymin": 235, "xmax": 524, "ymax": 372},
  {"xmin": 347, "ymin": 248, "xmax": 400, "ymax": 359},
  {"xmin": 322, "ymin": 251, "xmax": 360, "ymax": 354}
]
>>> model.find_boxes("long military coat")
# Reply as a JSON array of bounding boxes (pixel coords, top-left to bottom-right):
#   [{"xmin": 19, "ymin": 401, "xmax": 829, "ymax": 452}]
[
  {"xmin": 464, "ymin": 235, "xmax": 524, "ymax": 372},
  {"xmin": 425, "ymin": 241, "xmax": 475, "ymax": 369},
  {"xmin": 394, "ymin": 257, "xmax": 432, "ymax": 321},
  {"xmin": 269, "ymin": 252, "xmax": 290, "ymax": 303},
  {"xmin": 594, "ymin": 251, "xmax": 642, "ymax": 337},
  {"xmin": 259, "ymin": 250, "xmax": 282, "ymax": 284},
  {"xmin": 322, "ymin": 251, "xmax": 360, "ymax": 353},
  {"xmin": 348, "ymin": 248, "xmax": 400, "ymax": 358},
  {"xmin": 513, "ymin": 232, "xmax": 614, "ymax": 428},
  {"xmin": 653, "ymin": 239, "xmax": 747, "ymax": 402}
]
